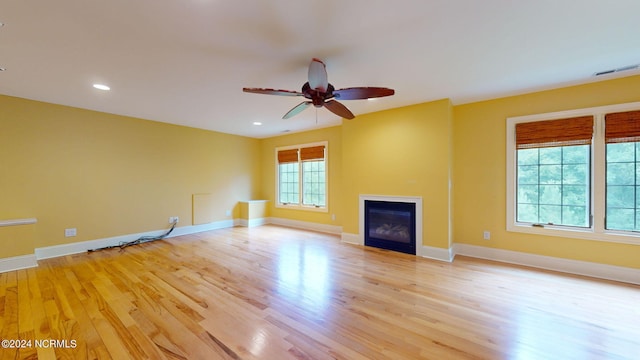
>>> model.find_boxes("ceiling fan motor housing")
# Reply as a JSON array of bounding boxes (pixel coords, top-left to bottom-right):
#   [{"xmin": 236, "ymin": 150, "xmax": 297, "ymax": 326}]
[{"xmin": 302, "ymin": 82, "xmax": 335, "ymax": 107}]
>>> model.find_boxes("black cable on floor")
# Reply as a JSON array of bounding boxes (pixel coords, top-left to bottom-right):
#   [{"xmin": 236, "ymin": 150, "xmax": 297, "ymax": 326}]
[{"xmin": 88, "ymin": 221, "xmax": 177, "ymax": 253}]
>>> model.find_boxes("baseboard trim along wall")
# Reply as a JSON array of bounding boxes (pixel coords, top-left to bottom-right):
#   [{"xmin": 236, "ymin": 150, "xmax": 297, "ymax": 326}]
[
  {"xmin": 1, "ymin": 220, "xmax": 638, "ymax": 285},
  {"xmin": 234, "ymin": 217, "xmax": 268, "ymax": 228},
  {"xmin": 35, "ymin": 220, "xmax": 235, "ymax": 260},
  {"xmin": 268, "ymin": 217, "xmax": 343, "ymax": 235},
  {"xmin": 1, "ymin": 218, "xmax": 336, "ymax": 272},
  {"xmin": 421, "ymin": 245, "xmax": 455, "ymax": 262},
  {"xmin": 0, "ymin": 254, "xmax": 38, "ymax": 273},
  {"xmin": 453, "ymin": 243, "xmax": 640, "ymax": 286},
  {"xmin": 341, "ymin": 232, "xmax": 362, "ymax": 245}
]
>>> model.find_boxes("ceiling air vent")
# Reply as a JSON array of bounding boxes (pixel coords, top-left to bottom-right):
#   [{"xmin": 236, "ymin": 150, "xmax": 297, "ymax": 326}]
[{"xmin": 594, "ymin": 64, "xmax": 639, "ymax": 77}]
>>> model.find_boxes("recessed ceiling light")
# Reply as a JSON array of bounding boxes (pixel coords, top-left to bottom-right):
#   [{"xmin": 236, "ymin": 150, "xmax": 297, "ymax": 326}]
[
  {"xmin": 93, "ymin": 83, "xmax": 110, "ymax": 91},
  {"xmin": 253, "ymin": 122, "xmax": 262, "ymax": 126}
]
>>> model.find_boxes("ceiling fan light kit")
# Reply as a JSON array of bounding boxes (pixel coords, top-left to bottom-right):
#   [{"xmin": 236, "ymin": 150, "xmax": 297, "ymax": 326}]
[{"xmin": 243, "ymin": 58, "xmax": 394, "ymax": 120}]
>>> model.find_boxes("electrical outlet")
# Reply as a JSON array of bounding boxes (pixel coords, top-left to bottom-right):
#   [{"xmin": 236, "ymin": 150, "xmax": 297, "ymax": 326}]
[
  {"xmin": 483, "ymin": 231, "xmax": 491, "ymax": 240},
  {"xmin": 65, "ymin": 228, "xmax": 77, "ymax": 237},
  {"xmin": 169, "ymin": 216, "xmax": 179, "ymax": 224},
  {"xmin": 225, "ymin": 210, "xmax": 231, "ymax": 217}
]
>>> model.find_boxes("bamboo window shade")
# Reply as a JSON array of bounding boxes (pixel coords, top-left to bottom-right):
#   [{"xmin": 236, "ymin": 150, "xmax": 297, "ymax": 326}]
[
  {"xmin": 300, "ymin": 145, "xmax": 325, "ymax": 161},
  {"xmin": 515, "ymin": 115, "xmax": 594, "ymax": 149},
  {"xmin": 277, "ymin": 149, "xmax": 298, "ymax": 164},
  {"xmin": 605, "ymin": 110, "xmax": 640, "ymax": 143}
]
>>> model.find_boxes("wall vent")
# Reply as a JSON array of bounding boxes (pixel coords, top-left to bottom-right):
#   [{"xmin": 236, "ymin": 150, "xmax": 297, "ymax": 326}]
[{"xmin": 594, "ymin": 64, "xmax": 639, "ymax": 76}]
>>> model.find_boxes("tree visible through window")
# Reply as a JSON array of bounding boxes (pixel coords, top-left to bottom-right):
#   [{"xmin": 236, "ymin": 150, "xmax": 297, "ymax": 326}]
[
  {"xmin": 517, "ymin": 145, "xmax": 590, "ymax": 227},
  {"xmin": 302, "ymin": 160, "xmax": 326, "ymax": 207},
  {"xmin": 514, "ymin": 116, "xmax": 593, "ymax": 227},
  {"xmin": 605, "ymin": 110, "xmax": 640, "ymax": 231}
]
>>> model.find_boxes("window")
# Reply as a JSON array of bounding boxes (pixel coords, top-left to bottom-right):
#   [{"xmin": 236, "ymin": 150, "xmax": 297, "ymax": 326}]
[
  {"xmin": 605, "ymin": 110, "xmax": 640, "ymax": 231},
  {"xmin": 515, "ymin": 116, "xmax": 593, "ymax": 228},
  {"xmin": 507, "ymin": 102, "xmax": 640, "ymax": 245},
  {"xmin": 276, "ymin": 142, "xmax": 328, "ymax": 211}
]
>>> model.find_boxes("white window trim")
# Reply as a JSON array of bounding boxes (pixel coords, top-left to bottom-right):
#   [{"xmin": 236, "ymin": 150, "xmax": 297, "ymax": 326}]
[
  {"xmin": 275, "ymin": 141, "xmax": 329, "ymax": 213},
  {"xmin": 506, "ymin": 101, "xmax": 640, "ymax": 246}
]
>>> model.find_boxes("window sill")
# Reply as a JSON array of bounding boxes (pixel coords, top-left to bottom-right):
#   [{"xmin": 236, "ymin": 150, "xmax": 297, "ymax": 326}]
[
  {"xmin": 507, "ymin": 223, "xmax": 640, "ymax": 246},
  {"xmin": 275, "ymin": 203, "xmax": 328, "ymax": 213}
]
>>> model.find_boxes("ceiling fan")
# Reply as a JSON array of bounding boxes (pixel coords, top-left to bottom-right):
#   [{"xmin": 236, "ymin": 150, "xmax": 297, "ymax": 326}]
[{"xmin": 243, "ymin": 58, "xmax": 394, "ymax": 120}]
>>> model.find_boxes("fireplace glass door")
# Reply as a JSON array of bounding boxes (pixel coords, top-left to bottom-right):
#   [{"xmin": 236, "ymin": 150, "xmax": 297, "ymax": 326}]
[{"xmin": 364, "ymin": 200, "xmax": 416, "ymax": 255}]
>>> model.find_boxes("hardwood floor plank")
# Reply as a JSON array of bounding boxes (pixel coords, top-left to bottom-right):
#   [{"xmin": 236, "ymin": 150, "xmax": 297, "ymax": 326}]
[
  {"xmin": 1, "ymin": 271, "xmax": 19, "ymax": 360},
  {"xmin": 1, "ymin": 225, "xmax": 639, "ymax": 359}
]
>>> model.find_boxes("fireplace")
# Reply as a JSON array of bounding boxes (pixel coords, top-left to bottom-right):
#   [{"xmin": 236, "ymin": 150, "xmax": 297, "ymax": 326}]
[{"xmin": 364, "ymin": 200, "xmax": 416, "ymax": 255}]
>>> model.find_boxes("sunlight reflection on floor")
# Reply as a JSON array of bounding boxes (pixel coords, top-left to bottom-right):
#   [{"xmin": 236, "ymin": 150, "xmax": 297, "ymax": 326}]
[{"xmin": 277, "ymin": 242, "xmax": 332, "ymax": 316}]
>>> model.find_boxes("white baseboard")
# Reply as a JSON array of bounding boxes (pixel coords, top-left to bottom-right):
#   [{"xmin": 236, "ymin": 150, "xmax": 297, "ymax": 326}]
[
  {"xmin": 268, "ymin": 217, "xmax": 343, "ymax": 235},
  {"xmin": 454, "ymin": 243, "xmax": 640, "ymax": 285},
  {"xmin": 169, "ymin": 220, "xmax": 234, "ymax": 237},
  {"xmin": 0, "ymin": 254, "xmax": 38, "ymax": 272},
  {"xmin": 420, "ymin": 245, "xmax": 454, "ymax": 262},
  {"xmin": 4, "ymin": 220, "xmax": 637, "ymax": 286},
  {"xmin": 341, "ymin": 232, "xmax": 362, "ymax": 245},
  {"xmin": 235, "ymin": 218, "xmax": 268, "ymax": 228},
  {"xmin": 4, "ymin": 218, "xmax": 334, "ymax": 273},
  {"xmin": 35, "ymin": 220, "xmax": 235, "ymax": 261}
]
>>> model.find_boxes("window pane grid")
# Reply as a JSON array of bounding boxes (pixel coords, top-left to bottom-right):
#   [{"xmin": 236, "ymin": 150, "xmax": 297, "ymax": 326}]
[
  {"xmin": 302, "ymin": 160, "xmax": 326, "ymax": 207},
  {"xmin": 606, "ymin": 142, "xmax": 640, "ymax": 231},
  {"xmin": 516, "ymin": 145, "xmax": 590, "ymax": 227},
  {"xmin": 279, "ymin": 163, "xmax": 299, "ymax": 204}
]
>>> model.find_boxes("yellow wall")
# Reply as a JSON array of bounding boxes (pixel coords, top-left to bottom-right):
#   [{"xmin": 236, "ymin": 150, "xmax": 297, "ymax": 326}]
[
  {"xmin": 259, "ymin": 126, "xmax": 342, "ymax": 226},
  {"xmin": 342, "ymin": 99, "xmax": 453, "ymax": 249},
  {"xmin": 0, "ymin": 95, "xmax": 261, "ymax": 256},
  {"xmin": 0, "ymin": 225, "xmax": 35, "ymax": 258},
  {"xmin": 453, "ymin": 75, "xmax": 640, "ymax": 268}
]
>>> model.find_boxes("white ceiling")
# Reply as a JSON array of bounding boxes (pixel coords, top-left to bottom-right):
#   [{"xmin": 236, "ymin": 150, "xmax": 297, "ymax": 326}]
[{"xmin": 2, "ymin": 1, "xmax": 640, "ymax": 138}]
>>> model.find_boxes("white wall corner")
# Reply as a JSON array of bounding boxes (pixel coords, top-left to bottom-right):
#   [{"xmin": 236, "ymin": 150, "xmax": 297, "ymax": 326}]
[
  {"xmin": 235, "ymin": 218, "xmax": 268, "ymax": 228},
  {"xmin": 420, "ymin": 245, "xmax": 454, "ymax": 262},
  {"xmin": 454, "ymin": 243, "xmax": 640, "ymax": 286},
  {"xmin": 0, "ymin": 254, "xmax": 38, "ymax": 273},
  {"xmin": 341, "ymin": 232, "xmax": 363, "ymax": 245}
]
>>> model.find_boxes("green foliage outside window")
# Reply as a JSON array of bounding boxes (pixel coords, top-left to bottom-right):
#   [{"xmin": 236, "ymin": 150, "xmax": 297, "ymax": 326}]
[
  {"xmin": 606, "ymin": 142, "xmax": 640, "ymax": 231},
  {"xmin": 516, "ymin": 145, "xmax": 590, "ymax": 227}
]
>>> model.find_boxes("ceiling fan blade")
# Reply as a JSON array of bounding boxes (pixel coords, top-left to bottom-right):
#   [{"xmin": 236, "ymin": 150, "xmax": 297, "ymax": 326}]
[
  {"xmin": 308, "ymin": 58, "xmax": 328, "ymax": 92},
  {"xmin": 324, "ymin": 100, "xmax": 355, "ymax": 119},
  {"xmin": 333, "ymin": 87, "xmax": 395, "ymax": 100},
  {"xmin": 283, "ymin": 101, "xmax": 312, "ymax": 119},
  {"xmin": 243, "ymin": 88, "xmax": 303, "ymax": 96}
]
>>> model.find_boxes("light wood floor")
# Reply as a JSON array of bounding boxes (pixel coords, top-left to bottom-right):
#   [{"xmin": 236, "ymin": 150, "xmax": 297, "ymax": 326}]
[{"xmin": 1, "ymin": 225, "xmax": 639, "ymax": 359}]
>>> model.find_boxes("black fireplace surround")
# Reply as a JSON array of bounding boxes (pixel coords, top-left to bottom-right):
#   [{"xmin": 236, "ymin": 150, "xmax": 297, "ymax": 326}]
[{"xmin": 364, "ymin": 200, "xmax": 416, "ymax": 255}]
